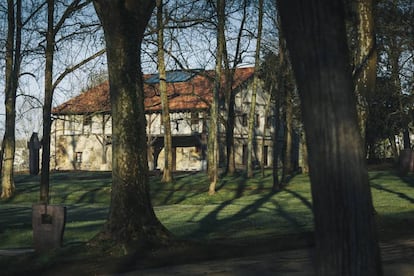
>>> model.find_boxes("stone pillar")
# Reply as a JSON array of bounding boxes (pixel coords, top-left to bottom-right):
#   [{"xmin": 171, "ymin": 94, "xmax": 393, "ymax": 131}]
[{"xmin": 32, "ymin": 204, "xmax": 66, "ymax": 252}]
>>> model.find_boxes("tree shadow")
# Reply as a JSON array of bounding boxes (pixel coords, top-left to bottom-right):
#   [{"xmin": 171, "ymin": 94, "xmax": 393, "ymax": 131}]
[
  {"xmin": 283, "ymin": 188, "xmax": 313, "ymax": 211},
  {"xmin": 371, "ymin": 183, "xmax": 414, "ymax": 204},
  {"xmin": 187, "ymin": 190, "xmax": 280, "ymax": 239},
  {"xmin": 398, "ymin": 174, "xmax": 414, "ymax": 188},
  {"xmin": 271, "ymin": 199, "xmax": 307, "ymax": 231},
  {"xmin": 216, "ymin": 171, "xmax": 248, "ymax": 198}
]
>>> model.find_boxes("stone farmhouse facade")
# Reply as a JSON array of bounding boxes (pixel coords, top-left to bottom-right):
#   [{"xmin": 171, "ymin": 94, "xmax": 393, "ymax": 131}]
[{"xmin": 50, "ymin": 67, "xmax": 278, "ymax": 171}]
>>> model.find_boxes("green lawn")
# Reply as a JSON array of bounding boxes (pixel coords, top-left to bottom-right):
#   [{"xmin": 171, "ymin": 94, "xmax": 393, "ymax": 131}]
[{"xmin": 0, "ymin": 169, "xmax": 413, "ymax": 249}]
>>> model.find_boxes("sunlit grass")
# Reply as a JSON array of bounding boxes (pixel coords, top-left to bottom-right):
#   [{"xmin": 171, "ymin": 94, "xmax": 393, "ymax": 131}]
[{"xmin": 1, "ymin": 169, "xmax": 413, "ymax": 249}]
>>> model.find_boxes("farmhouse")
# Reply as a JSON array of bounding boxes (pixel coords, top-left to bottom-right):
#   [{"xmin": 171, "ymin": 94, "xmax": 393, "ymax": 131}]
[{"xmin": 51, "ymin": 67, "xmax": 280, "ymax": 171}]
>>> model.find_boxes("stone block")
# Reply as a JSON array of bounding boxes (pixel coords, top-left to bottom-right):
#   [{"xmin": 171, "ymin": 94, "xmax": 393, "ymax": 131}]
[{"xmin": 32, "ymin": 204, "xmax": 66, "ymax": 252}]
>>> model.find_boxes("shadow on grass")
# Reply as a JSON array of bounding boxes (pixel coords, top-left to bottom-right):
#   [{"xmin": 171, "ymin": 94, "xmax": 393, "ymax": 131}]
[
  {"xmin": 271, "ymin": 199, "xmax": 307, "ymax": 230},
  {"xmin": 187, "ymin": 190, "xmax": 278, "ymax": 239},
  {"xmin": 284, "ymin": 188, "xmax": 313, "ymax": 211},
  {"xmin": 398, "ymin": 174, "xmax": 414, "ymax": 188},
  {"xmin": 176, "ymin": 170, "xmax": 316, "ymax": 241},
  {"xmin": 371, "ymin": 183, "xmax": 414, "ymax": 204}
]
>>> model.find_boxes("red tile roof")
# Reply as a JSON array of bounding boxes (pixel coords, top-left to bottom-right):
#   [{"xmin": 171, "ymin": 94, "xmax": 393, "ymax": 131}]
[{"xmin": 52, "ymin": 67, "xmax": 255, "ymax": 115}]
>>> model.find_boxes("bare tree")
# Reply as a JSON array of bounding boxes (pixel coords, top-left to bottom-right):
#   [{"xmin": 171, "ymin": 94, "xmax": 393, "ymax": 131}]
[
  {"xmin": 277, "ymin": 0, "xmax": 382, "ymax": 274},
  {"xmin": 40, "ymin": 0, "xmax": 104, "ymax": 203},
  {"xmin": 207, "ymin": 0, "xmax": 225, "ymax": 195},
  {"xmin": 157, "ymin": 0, "xmax": 173, "ymax": 183},
  {"xmin": 246, "ymin": 0, "xmax": 263, "ymax": 178},
  {"xmin": 1, "ymin": 0, "xmax": 21, "ymax": 199},
  {"xmin": 223, "ymin": 0, "xmax": 249, "ymax": 176}
]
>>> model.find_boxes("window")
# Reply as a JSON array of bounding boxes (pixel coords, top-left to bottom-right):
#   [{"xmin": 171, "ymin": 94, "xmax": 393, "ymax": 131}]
[
  {"xmin": 242, "ymin": 113, "xmax": 248, "ymax": 127},
  {"xmin": 75, "ymin": 152, "xmax": 82, "ymax": 163},
  {"xmin": 191, "ymin": 111, "xmax": 199, "ymax": 125},
  {"xmin": 83, "ymin": 114, "xmax": 92, "ymax": 126},
  {"xmin": 255, "ymin": 114, "xmax": 260, "ymax": 128},
  {"xmin": 83, "ymin": 115, "xmax": 92, "ymax": 134}
]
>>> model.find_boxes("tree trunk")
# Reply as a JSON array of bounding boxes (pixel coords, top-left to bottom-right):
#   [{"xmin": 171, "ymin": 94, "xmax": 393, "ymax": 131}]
[
  {"xmin": 403, "ymin": 129, "xmax": 411, "ymax": 149},
  {"xmin": 272, "ymin": 90, "xmax": 281, "ymax": 191},
  {"xmin": 276, "ymin": 27, "xmax": 295, "ymax": 184},
  {"xmin": 388, "ymin": 136, "xmax": 399, "ymax": 162},
  {"xmin": 278, "ymin": 1, "xmax": 383, "ymax": 275},
  {"xmin": 225, "ymin": 88, "xmax": 236, "ymax": 175},
  {"xmin": 351, "ymin": 0, "xmax": 377, "ymax": 146},
  {"xmin": 93, "ymin": 0, "xmax": 170, "ymax": 246},
  {"xmin": 40, "ymin": 0, "xmax": 55, "ymax": 203},
  {"xmin": 281, "ymin": 85, "xmax": 293, "ymax": 183},
  {"xmin": 261, "ymin": 93, "xmax": 272, "ymax": 177},
  {"xmin": 208, "ymin": 0, "xmax": 225, "ymax": 195},
  {"xmin": 246, "ymin": 0, "xmax": 263, "ymax": 178},
  {"xmin": 157, "ymin": 0, "xmax": 173, "ymax": 183},
  {"xmin": 300, "ymin": 130, "xmax": 309, "ymax": 174},
  {"xmin": 1, "ymin": 0, "xmax": 20, "ymax": 199},
  {"xmin": 223, "ymin": 0, "xmax": 248, "ymax": 176}
]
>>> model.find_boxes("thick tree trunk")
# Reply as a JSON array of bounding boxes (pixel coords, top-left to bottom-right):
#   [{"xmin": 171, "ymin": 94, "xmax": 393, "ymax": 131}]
[
  {"xmin": 278, "ymin": 1, "xmax": 382, "ymax": 275},
  {"xmin": 157, "ymin": 0, "xmax": 173, "ymax": 183},
  {"xmin": 93, "ymin": 0, "xmax": 170, "ymax": 245}
]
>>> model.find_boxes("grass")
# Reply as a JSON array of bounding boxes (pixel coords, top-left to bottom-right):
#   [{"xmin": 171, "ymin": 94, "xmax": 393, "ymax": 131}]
[
  {"xmin": 0, "ymin": 169, "xmax": 413, "ymax": 274},
  {"xmin": 0, "ymin": 170, "xmax": 414, "ymax": 275}
]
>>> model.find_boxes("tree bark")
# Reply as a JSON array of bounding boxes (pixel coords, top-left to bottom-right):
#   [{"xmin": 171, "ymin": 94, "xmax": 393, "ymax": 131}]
[
  {"xmin": 40, "ymin": 0, "xmax": 55, "ymax": 203},
  {"xmin": 351, "ymin": 0, "xmax": 377, "ymax": 146},
  {"xmin": 278, "ymin": 1, "xmax": 383, "ymax": 275},
  {"xmin": 93, "ymin": 0, "xmax": 170, "ymax": 246},
  {"xmin": 157, "ymin": 0, "xmax": 173, "ymax": 183}
]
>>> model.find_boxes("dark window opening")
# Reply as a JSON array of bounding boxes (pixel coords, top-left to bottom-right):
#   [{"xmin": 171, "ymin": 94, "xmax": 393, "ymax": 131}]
[
  {"xmin": 242, "ymin": 113, "xmax": 248, "ymax": 127},
  {"xmin": 75, "ymin": 152, "xmax": 82, "ymax": 163},
  {"xmin": 191, "ymin": 111, "xmax": 199, "ymax": 125},
  {"xmin": 255, "ymin": 114, "xmax": 260, "ymax": 128},
  {"xmin": 83, "ymin": 115, "xmax": 92, "ymax": 126}
]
